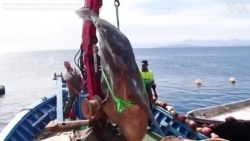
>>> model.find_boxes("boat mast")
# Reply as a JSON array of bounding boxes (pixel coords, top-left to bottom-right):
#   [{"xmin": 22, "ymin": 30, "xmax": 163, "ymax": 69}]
[{"xmin": 81, "ymin": 0, "xmax": 102, "ymax": 100}]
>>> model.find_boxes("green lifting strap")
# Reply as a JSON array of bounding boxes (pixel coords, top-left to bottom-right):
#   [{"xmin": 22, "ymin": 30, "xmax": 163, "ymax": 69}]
[{"xmin": 101, "ymin": 69, "xmax": 134, "ymax": 113}]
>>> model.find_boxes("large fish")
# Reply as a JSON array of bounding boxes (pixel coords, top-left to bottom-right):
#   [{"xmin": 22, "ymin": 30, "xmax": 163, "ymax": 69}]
[{"xmin": 76, "ymin": 9, "xmax": 163, "ymax": 141}]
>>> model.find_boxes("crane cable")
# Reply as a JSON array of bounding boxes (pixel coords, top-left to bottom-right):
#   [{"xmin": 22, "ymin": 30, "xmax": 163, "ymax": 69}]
[{"xmin": 114, "ymin": 0, "xmax": 120, "ymax": 30}]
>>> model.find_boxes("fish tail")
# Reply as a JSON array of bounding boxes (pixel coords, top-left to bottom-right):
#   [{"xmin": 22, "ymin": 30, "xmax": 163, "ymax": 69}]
[
  {"xmin": 148, "ymin": 111, "xmax": 165, "ymax": 136},
  {"xmin": 138, "ymin": 96, "xmax": 164, "ymax": 136}
]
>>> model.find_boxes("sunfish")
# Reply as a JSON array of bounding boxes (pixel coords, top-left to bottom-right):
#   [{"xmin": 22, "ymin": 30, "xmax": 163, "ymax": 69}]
[{"xmin": 76, "ymin": 9, "xmax": 163, "ymax": 141}]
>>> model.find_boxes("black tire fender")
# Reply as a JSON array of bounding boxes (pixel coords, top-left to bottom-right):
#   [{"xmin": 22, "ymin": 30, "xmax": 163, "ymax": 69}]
[{"xmin": 0, "ymin": 85, "xmax": 5, "ymax": 95}]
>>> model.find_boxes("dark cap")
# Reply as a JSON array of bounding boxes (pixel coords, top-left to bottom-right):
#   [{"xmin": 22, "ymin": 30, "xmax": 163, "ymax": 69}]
[{"xmin": 141, "ymin": 60, "xmax": 148, "ymax": 65}]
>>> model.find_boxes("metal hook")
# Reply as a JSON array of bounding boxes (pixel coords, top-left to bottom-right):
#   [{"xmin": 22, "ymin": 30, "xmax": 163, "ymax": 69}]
[{"xmin": 114, "ymin": 0, "xmax": 120, "ymax": 7}]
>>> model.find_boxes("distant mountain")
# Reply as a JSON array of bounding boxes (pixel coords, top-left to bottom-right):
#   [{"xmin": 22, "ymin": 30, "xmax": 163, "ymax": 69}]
[
  {"xmin": 177, "ymin": 39, "xmax": 250, "ymax": 47},
  {"xmin": 133, "ymin": 39, "xmax": 250, "ymax": 48}
]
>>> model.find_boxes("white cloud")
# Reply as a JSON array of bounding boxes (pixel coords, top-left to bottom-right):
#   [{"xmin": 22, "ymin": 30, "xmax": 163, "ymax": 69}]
[{"xmin": 0, "ymin": 0, "xmax": 250, "ymax": 52}]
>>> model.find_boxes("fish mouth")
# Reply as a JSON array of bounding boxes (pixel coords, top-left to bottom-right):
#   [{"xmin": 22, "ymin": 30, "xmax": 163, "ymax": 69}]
[{"xmin": 75, "ymin": 7, "xmax": 97, "ymax": 21}]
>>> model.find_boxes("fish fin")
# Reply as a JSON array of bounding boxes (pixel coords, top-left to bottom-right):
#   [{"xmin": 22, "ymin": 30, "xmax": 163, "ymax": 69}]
[{"xmin": 127, "ymin": 78, "xmax": 164, "ymax": 136}]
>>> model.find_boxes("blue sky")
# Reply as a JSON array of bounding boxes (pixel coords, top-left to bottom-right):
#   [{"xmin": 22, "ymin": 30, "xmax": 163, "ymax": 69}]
[{"xmin": 0, "ymin": 0, "xmax": 250, "ymax": 52}]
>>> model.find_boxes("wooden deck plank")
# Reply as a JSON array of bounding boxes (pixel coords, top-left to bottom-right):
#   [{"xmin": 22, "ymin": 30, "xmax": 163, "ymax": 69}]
[
  {"xmin": 41, "ymin": 133, "xmax": 71, "ymax": 141},
  {"xmin": 40, "ymin": 130, "xmax": 161, "ymax": 141}
]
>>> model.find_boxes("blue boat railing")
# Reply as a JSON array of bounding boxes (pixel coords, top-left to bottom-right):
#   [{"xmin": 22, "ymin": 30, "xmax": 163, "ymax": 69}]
[
  {"xmin": 0, "ymin": 95, "xmax": 57, "ymax": 141},
  {"xmin": 32, "ymin": 107, "xmax": 56, "ymax": 128},
  {"xmin": 150, "ymin": 106, "xmax": 208, "ymax": 140}
]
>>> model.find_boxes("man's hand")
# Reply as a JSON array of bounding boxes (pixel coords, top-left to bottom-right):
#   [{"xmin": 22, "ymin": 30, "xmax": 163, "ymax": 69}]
[
  {"xmin": 152, "ymin": 83, "xmax": 158, "ymax": 96},
  {"xmin": 152, "ymin": 83, "xmax": 156, "ymax": 89},
  {"xmin": 152, "ymin": 93, "xmax": 157, "ymax": 102}
]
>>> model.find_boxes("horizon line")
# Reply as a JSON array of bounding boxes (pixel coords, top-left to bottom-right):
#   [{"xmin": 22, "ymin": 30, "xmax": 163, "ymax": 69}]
[{"xmin": 1, "ymin": 45, "xmax": 250, "ymax": 54}]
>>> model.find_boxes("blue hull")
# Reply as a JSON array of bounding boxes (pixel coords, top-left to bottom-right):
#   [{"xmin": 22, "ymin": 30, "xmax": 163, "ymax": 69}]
[{"xmin": 0, "ymin": 95, "xmax": 57, "ymax": 141}]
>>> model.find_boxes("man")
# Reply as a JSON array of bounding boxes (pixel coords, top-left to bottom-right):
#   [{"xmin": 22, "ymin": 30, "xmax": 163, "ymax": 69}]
[
  {"xmin": 63, "ymin": 61, "xmax": 84, "ymax": 118},
  {"xmin": 140, "ymin": 60, "xmax": 158, "ymax": 107}
]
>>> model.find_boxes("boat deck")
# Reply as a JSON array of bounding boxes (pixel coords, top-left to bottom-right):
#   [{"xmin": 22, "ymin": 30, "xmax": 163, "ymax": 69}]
[
  {"xmin": 208, "ymin": 106, "xmax": 250, "ymax": 121},
  {"xmin": 187, "ymin": 98, "xmax": 250, "ymax": 122},
  {"xmin": 40, "ymin": 130, "xmax": 161, "ymax": 141}
]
